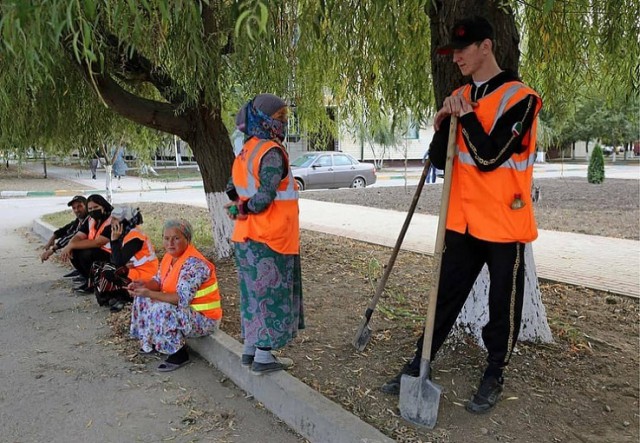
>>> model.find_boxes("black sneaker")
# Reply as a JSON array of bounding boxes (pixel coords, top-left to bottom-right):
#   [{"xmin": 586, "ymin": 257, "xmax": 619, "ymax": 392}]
[
  {"xmin": 250, "ymin": 357, "xmax": 293, "ymax": 375},
  {"xmin": 380, "ymin": 363, "xmax": 420, "ymax": 395},
  {"xmin": 63, "ymin": 270, "xmax": 81, "ymax": 278},
  {"xmin": 241, "ymin": 354, "xmax": 254, "ymax": 367},
  {"xmin": 466, "ymin": 376, "xmax": 504, "ymax": 414},
  {"xmin": 74, "ymin": 283, "xmax": 93, "ymax": 294}
]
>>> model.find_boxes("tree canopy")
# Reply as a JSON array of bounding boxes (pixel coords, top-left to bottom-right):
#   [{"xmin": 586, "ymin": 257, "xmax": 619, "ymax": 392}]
[{"xmin": 1, "ymin": 1, "xmax": 636, "ymax": 151}]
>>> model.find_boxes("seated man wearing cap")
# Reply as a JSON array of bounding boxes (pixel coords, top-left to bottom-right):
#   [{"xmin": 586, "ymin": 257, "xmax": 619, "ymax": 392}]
[
  {"xmin": 40, "ymin": 195, "xmax": 88, "ymax": 278},
  {"xmin": 92, "ymin": 205, "xmax": 159, "ymax": 311},
  {"xmin": 60, "ymin": 194, "xmax": 114, "ymax": 292}
]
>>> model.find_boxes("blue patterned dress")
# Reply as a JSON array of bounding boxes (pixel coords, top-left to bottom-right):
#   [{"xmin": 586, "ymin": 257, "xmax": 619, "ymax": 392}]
[
  {"xmin": 130, "ymin": 256, "xmax": 220, "ymax": 354},
  {"xmin": 232, "ymin": 147, "xmax": 305, "ymax": 350}
]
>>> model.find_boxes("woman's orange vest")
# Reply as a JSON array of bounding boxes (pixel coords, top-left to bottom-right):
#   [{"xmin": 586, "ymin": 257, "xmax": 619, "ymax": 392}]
[
  {"xmin": 122, "ymin": 229, "xmax": 159, "ymax": 281},
  {"xmin": 159, "ymin": 243, "xmax": 222, "ymax": 320},
  {"xmin": 88, "ymin": 216, "xmax": 112, "ymax": 253},
  {"xmin": 231, "ymin": 137, "xmax": 300, "ymax": 255},
  {"xmin": 447, "ymin": 81, "xmax": 542, "ymax": 243}
]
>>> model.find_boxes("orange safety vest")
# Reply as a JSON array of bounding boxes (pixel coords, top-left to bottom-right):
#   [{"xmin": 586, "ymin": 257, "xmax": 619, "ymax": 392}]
[
  {"xmin": 88, "ymin": 216, "xmax": 112, "ymax": 253},
  {"xmin": 447, "ymin": 81, "xmax": 542, "ymax": 243},
  {"xmin": 122, "ymin": 228, "xmax": 159, "ymax": 281},
  {"xmin": 231, "ymin": 137, "xmax": 300, "ymax": 255},
  {"xmin": 159, "ymin": 243, "xmax": 222, "ymax": 320}
]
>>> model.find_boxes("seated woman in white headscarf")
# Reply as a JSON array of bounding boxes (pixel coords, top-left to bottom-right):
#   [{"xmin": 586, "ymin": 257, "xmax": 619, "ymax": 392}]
[{"xmin": 127, "ymin": 219, "xmax": 222, "ymax": 372}]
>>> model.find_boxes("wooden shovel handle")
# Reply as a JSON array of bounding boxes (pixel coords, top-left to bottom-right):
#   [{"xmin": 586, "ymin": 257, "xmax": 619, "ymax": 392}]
[{"xmin": 420, "ymin": 116, "xmax": 458, "ymax": 367}]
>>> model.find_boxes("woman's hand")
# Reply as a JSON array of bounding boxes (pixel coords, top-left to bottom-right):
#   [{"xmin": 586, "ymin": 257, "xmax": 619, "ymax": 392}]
[
  {"xmin": 111, "ymin": 220, "xmax": 123, "ymax": 241},
  {"xmin": 224, "ymin": 201, "xmax": 248, "ymax": 221},
  {"xmin": 129, "ymin": 286, "xmax": 152, "ymax": 299}
]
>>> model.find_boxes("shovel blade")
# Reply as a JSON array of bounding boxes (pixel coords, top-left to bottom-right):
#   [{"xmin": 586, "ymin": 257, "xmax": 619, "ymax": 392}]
[
  {"xmin": 352, "ymin": 322, "xmax": 372, "ymax": 351},
  {"xmin": 398, "ymin": 373, "xmax": 442, "ymax": 429}
]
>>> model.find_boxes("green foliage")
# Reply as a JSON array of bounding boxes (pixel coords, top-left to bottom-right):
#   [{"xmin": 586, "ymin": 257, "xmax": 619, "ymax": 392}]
[
  {"xmin": 588, "ymin": 144, "xmax": 605, "ymax": 184},
  {"xmin": 0, "ymin": 0, "xmax": 637, "ymax": 160}
]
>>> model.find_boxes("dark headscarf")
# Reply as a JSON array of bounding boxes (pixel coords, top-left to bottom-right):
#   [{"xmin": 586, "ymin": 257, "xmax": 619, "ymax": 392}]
[
  {"xmin": 87, "ymin": 194, "xmax": 113, "ymax": 215},
  {"xmin": 235, "ymin": 93, "xmax": 287, "ymax": 142}
]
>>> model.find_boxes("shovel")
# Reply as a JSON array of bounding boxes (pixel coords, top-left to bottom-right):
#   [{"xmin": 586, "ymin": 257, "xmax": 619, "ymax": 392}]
[
  {"xmin": 399, "ymin": 116, "xmax": 458, "ymax": 429},
  {"xmin": 352, "ymin": 158, "xmax": 434, "ymax": 351}
]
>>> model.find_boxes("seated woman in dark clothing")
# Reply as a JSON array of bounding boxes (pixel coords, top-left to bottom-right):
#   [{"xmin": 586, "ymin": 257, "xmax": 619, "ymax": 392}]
[
  {"xmin": 60, "ymin": 194, "xmax": 113, "ymax": 293},
  {"xmin": 93, "ymin": 205, "xmax": 159, "ymax": 311}
]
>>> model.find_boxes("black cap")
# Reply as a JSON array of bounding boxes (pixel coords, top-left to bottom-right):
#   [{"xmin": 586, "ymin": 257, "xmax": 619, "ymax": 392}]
[
  {"xmin": 67, "ymin": 195, "xmax": 87, "ymax": 207},
  {"xmin": 436, "ymin": 16, "xmax": 494, "ymax": 55}
]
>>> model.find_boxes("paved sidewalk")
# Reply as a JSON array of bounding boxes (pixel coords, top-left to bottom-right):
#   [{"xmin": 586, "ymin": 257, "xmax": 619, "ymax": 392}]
[{"xmin": 299, "ymin": 200, "xmax": 640, "ymax": 298}]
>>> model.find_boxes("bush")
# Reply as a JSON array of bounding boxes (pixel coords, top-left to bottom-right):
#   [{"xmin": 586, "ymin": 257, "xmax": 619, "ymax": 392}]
[{"xmin": 588, "ymin": 144, "xmax": 605, "ymax": 184}]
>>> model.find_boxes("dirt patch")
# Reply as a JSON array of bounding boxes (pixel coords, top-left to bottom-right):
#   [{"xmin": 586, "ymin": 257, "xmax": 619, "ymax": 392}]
[
  {"xmin": 0, "ymin": 165, "xmax": 85, "ymax": 192},
  {"xmin": 300, "ymin": 177, "xmax": 640, "ymax": 240},
  {"xmin": 97, "ymin": 200, "xmax": 639, "ymax": 443}
]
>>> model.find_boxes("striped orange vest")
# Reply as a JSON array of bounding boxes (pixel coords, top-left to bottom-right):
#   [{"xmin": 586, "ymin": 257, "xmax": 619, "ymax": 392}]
[
  {"xmin": 122, "ymin": 229, "xmax": 159, "ymax": 281},
  {"xmin": 231, "ymin": 137, "xmax": 300, "ymax": 255},
  {"xmin": 88, "ymin": 216, "xmax": 112, "ymax": 253},
  {"xmin": 159, "ymin": 244, "xmax": 222, "ymax": 320},
  {"xmin": 447, "ymin": 81, "xmax": 542, "ymax": 243}
]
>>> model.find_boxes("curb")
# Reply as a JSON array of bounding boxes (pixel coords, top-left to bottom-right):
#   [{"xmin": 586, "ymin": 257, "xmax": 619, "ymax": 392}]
[
  {"xmin": 31, "ymin": 218, "xmax": 394, "ymax": 443},
  {"xmin": 1, "ymin": 184, "xmax": 204, "ymax": 199}
]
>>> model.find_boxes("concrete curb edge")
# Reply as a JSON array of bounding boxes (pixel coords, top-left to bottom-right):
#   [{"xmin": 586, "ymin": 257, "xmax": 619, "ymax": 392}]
[{"xmin": 32, "ymin": 218, "xmax": 394, "ymax": 443}]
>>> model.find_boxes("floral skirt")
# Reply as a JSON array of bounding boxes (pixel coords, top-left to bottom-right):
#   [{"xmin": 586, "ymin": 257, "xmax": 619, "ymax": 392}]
[
  {"xmin": 234, "ymin": 240, "xmax": 304, "ymax": 350},
  {"xmin": 130, "ymin": 297, "xmax": 219, "ymax": 355}
]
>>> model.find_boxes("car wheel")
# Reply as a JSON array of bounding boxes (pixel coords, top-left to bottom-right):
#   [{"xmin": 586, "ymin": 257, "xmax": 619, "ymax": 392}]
[
  {"xmin": 295, "ymin": 178, "xmax": 305, "ymax": 191},
  {"xmin": 351, "ymin": 177, "xmax": 366, "ymax": 188}
]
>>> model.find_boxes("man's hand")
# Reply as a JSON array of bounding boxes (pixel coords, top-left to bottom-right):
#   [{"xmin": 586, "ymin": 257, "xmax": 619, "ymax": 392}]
[
  {"xmin": 59, "ymin": 246, "xmax": 72, "ymax": 261},
  {"xmin": 40, "ymin": 248, "xmax": 54, "ymax": 262},
  {"xmin": 434, "ymin": 95, "xmax": 478, "ymax": 131}
]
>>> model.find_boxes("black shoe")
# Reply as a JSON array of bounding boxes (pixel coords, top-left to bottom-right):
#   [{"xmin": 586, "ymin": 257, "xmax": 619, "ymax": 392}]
[
  {"xmin": 73, "ymin": 276, "xmax": 87, "ymax": 284},
  {"xmin": 466, "ymin": 376, "xmax": 504, "ymax": 414},
  {"xmin": 381, "ymin": 363, "xmax": 420, "ymax": 395},
  {"xmin": 241, "ymin": 354, "xmax": 255, "ymax": 367},
  {"xmin": 74, "ymin": 283, "xmax": 93, "ymax": 294},
  {"xmin": 250, "ymin": 357, "xmax": 293, "ymax": 375},
  {"xmin": 110, "ymin": 301, "xmax": 125, "ymax": 312},
  {"xmin": 63, "ymin": 270, "xmax": 81, "ymax": 278}
]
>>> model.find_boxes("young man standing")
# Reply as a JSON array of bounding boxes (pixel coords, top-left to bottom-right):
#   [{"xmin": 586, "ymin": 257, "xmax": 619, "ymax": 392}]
[{"xmin": 381, "ymin": 16, "xmax": 542, "ymax": 414}]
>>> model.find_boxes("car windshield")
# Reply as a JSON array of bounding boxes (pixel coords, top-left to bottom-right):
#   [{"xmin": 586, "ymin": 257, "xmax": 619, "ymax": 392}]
[{"xmin": 291, "ymin": 154, "xmax": 318, "ymax": 168}]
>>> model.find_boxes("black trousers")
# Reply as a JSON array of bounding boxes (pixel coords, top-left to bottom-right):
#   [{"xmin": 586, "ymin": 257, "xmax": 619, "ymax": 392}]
[
  {"xmin": 70, "ymin": 248, "xmax": 111, "ymax": 279},
  {"xmin": 408, "ymin": 229, "xmax": 526, "ymax": 372}
]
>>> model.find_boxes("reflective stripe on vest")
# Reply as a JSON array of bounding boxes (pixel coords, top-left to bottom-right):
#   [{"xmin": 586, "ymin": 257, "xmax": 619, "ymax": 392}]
[
  {"xmin": 234, "ymin": 140, "xmax": 299, "ymax": 201},
  {"xmin": 191, "ymin": 282, "xmax": 222, "ymax": 312},
  {"xmin": 231, "ymin": 137, "xmax": 300, "ymax": 255},
  {"xmin": 89, "ymin": 216, "xmax": 112, "ymax": 252},
  {"xmin": 447, "ymin": 81, "xmax": 542, "ymax": 243},
  {"xmin": 159, "ymin": 244, "xmax": 222, "ymax": 320},
  {"xmin": 457, "ymin": 151, "xmax": 537, "ymax": 171},
  {"xmin": 125, "ymin": 229, "xmax": 157, "ymax": 267}
]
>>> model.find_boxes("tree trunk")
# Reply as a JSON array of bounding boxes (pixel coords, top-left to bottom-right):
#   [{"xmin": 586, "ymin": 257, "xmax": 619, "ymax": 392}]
[
  {"xmin": 105, "ymin": 165, "xmax": 113, "ymax": 203},
  {"xmin": 454, "ymin": 244, "xmax": 553, "ymax": 345},
  {"xmin": 428, "ymin": 1, "xmax": 552, "ymax": 344},
  {"xmin": 184, "ymin": 105, "xmax": 236, "ymax": 259},
  {"xmin": 42, "ymin": 152, "xmax": 47, "ymax": 179}
]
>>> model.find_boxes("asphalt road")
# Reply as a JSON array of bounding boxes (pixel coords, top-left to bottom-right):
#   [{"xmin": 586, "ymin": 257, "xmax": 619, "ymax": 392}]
[{"xmin": 0, "ymin": 197, "xmax": 303, "ymax": 443}]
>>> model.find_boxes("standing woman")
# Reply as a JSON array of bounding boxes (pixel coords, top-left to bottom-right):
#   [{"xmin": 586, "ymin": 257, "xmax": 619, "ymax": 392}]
[
  {"xmin": 226, "ymin": 93, "xmax": 304, "ymax": 375},
  {"xmin": 128, "ymin": 219, "xmax": 222, "ymax": 372}
]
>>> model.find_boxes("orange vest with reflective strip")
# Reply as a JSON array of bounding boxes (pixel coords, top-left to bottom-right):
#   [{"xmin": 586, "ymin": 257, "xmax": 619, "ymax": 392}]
[
  {"xmin": 231, "ymin": 137, "xmax": 300, "ymax": 255},
  {"xmin": 122, "ymin": 229, "xmax": 159, "ymax": 281},
  {"xmin": 447, "ymin": 81, "xmax": 542, "ymax": 243},
  {"xmin": 88, "ymin": 216, "xmax": 112, "ymax": 252},
  {"xmin": 159, "ymin": 244, "xmax": 222, "ymax": 320}
]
